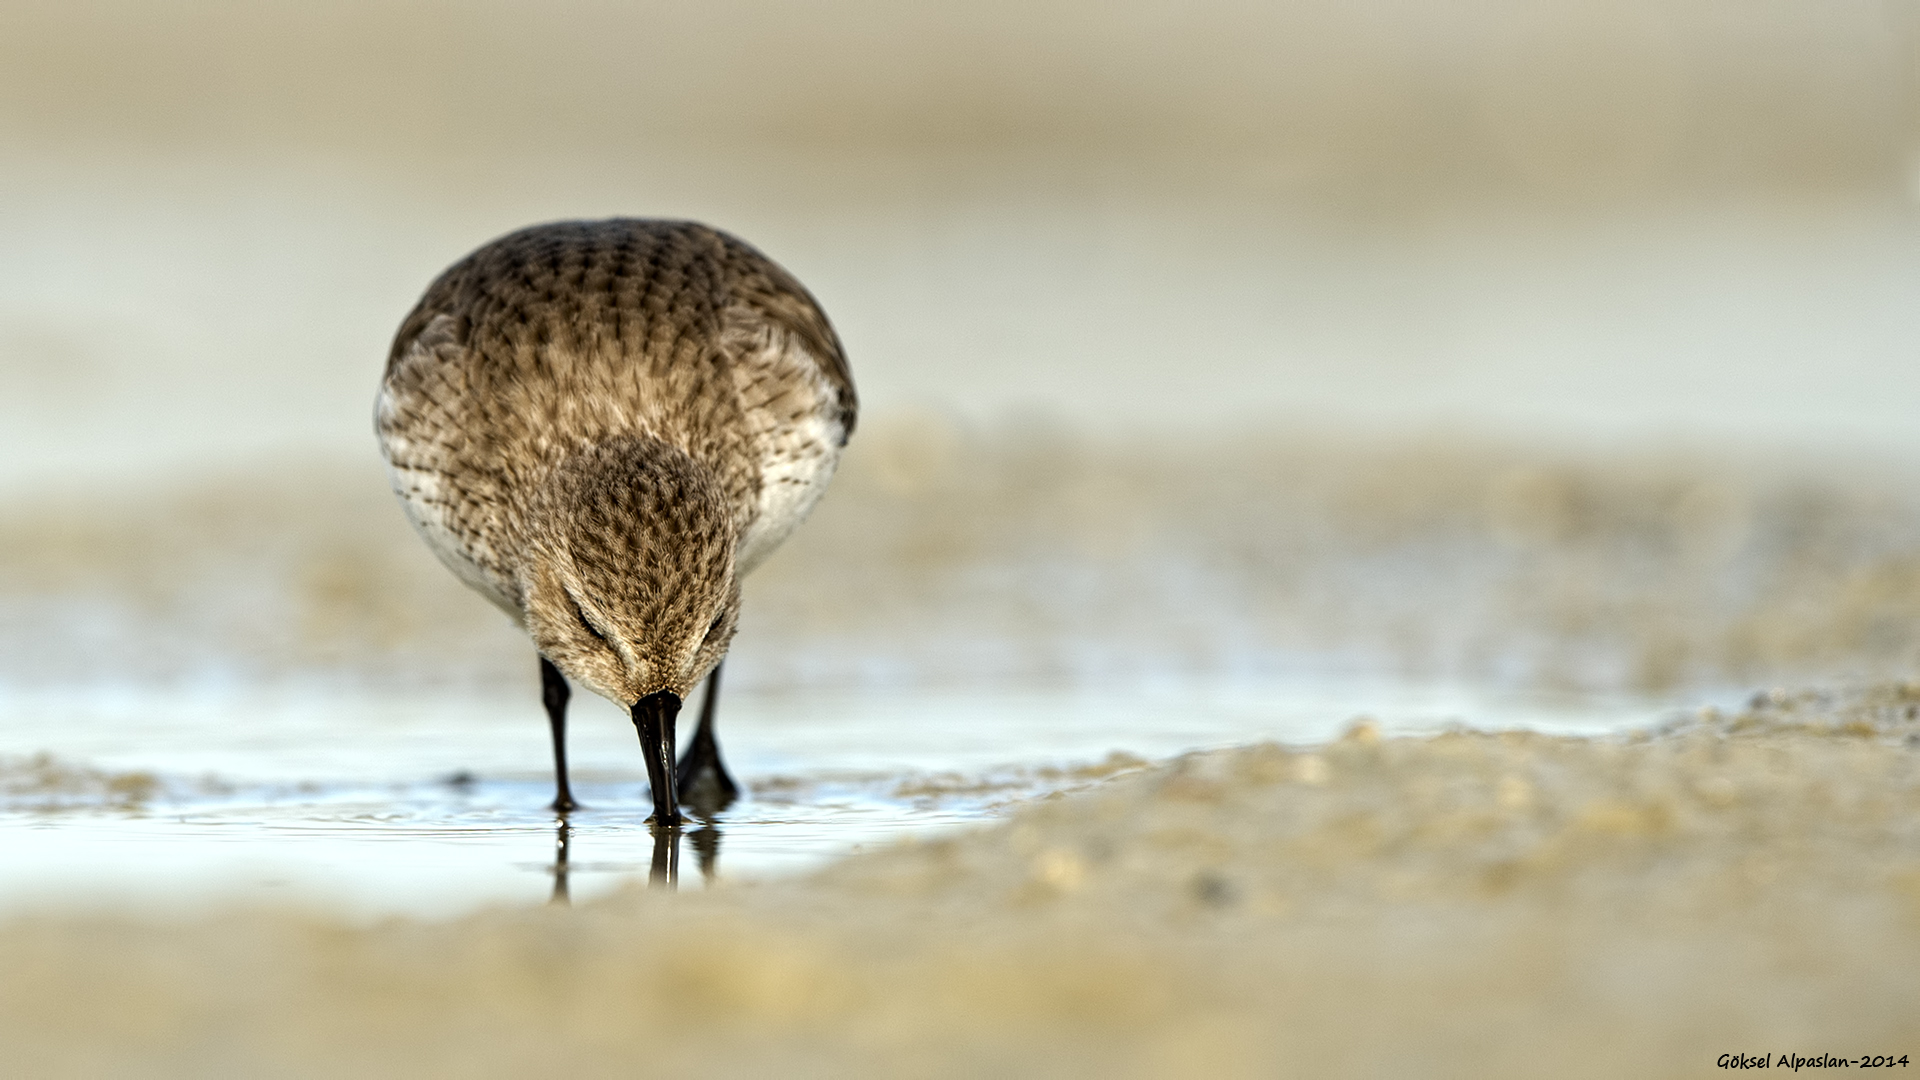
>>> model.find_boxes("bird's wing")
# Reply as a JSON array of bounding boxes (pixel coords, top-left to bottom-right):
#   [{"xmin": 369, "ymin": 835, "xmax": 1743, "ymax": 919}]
[{"xmin": 713, "ymin": 231, "xmax": 858, "ymax": 438}]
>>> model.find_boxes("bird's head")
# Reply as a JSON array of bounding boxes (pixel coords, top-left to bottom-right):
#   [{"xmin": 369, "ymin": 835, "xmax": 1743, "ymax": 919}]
[{"xmin": 520, "ymin": 437, "xmax": 741, "ymax": 711}]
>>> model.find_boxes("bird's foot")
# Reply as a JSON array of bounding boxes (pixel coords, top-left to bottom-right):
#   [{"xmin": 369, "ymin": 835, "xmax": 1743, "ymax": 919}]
[
  {"xmin": 676, "ymin": 742, "xmax": 740, "ymax": 817},
  {"xmin": 679, "ymin": 766, "xmax": 738, "ymax": 818}
]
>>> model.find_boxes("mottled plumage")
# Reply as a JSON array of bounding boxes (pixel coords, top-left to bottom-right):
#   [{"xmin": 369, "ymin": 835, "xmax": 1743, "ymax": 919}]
[{"xmin": 376, "ymin": 219, "xmax": 856, "ymax": 823}]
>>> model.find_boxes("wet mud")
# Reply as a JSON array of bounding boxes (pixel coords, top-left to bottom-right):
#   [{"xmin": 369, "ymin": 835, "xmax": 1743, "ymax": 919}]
[{"xmin": 5, "ymin": 686, "xmax": 1916, "ymax": 1078}]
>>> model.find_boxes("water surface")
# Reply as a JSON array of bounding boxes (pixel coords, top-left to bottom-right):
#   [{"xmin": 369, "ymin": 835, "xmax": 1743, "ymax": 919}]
[{"xmin": 0, "ymin": 677, "xmax": 1689, "ymax": 918}]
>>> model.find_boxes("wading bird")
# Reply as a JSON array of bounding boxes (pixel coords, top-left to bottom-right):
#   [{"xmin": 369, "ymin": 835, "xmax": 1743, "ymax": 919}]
[{"xmin": 377, "ymin": 219, "xmax": 855, "ymax": 834}]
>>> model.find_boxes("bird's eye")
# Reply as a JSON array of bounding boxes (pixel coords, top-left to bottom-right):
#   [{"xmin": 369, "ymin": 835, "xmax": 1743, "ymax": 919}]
[{"xmin": 569, "ymin": 594, "xmax": 612, "ymax": 648}]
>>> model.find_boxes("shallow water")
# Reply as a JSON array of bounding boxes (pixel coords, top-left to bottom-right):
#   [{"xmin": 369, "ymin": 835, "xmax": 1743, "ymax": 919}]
[
  {"xmin": 7, "ymin": 687, "xmax": 1916, "ymax": 1079},
  {"xmin": 0, "ymin": 678, "xmax": 1687, "ymax": 918}
]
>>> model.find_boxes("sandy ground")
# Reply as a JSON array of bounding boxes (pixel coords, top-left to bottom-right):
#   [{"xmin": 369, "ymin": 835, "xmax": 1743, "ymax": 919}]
[{"xmin": 4, "ymin": 684, "xmax": 1916, "ymax": 1078}]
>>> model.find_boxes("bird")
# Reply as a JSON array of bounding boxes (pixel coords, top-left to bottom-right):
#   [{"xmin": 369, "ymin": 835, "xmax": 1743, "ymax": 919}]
[{"xmin": 375, "ymin": 219, "xmax": 856, "ymax": 827}]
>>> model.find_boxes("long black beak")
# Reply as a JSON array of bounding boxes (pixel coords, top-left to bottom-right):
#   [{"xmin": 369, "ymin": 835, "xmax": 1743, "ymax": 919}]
[{"xmin": 632, "ymin": 690, "xmax": 683, "ymax": 825}]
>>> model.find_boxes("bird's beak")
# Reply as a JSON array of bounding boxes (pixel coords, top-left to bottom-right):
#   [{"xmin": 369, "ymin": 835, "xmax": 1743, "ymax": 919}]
[{"xmin": 632, "ymin": 690, "xmax": 683, "ymax": 825}]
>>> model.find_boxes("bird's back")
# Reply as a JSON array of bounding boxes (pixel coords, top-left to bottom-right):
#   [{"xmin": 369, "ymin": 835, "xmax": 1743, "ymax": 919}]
[{"xmin": 376, "ymin": 219, "xmax": 856, "ymax": 617}]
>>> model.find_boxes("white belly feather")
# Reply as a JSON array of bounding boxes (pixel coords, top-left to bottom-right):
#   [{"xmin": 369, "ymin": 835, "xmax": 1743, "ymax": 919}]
[{"xmin": 732, "ymin": 336, "xmax": 848, "ymax": 575}]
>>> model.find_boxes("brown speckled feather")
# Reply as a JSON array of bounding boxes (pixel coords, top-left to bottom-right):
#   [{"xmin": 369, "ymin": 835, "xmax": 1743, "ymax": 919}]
[{"xmin": 376, "ymin": 218, "xmax": 855, "ymax": 705}]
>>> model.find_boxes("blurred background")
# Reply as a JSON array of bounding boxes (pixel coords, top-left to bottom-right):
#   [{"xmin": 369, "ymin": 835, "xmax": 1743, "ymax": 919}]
[{"xmin": 2, "ymin": 0, "xmax": 1918, "ymax": 702}]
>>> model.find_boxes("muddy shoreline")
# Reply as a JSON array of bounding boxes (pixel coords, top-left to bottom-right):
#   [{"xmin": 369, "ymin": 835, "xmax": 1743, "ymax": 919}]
[{"xmin": 5, "ymin": 685, "xmax": 1916, "ymax": 1077}]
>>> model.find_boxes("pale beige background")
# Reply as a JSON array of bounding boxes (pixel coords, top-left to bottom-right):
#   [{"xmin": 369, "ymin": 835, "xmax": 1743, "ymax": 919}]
[{"xmin": 0, "ymin": 0, "xmax": 1916, "ymax": 497}]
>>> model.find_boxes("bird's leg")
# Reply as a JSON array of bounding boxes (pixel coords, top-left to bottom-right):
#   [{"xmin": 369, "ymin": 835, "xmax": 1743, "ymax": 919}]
[
  {"xmin": 676, "ymin": 660, "xmax": 740, "ymax": 815},
  {"xmin": 541, "ymin": 656, "xmax": 578, "ymax": 814}
]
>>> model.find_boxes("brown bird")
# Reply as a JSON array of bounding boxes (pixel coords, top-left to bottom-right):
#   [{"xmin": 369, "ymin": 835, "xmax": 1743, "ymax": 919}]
[{"xmin": 376, "ymin": 219, "xmax": 856, "ymax": 826}]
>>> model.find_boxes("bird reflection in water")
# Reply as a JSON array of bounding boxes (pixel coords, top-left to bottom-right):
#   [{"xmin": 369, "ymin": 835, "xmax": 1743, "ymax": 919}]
[
  {"xmin": 550, "ymin": 820, "xmax": 573, "ymax": 904},
  {"xmin": 647, "ymin": 820, "xmax": 679, "ymax": 887},
  {"xmin": 548, "ymin": 803, "xmax": 730, "ymax": 904}
]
